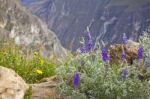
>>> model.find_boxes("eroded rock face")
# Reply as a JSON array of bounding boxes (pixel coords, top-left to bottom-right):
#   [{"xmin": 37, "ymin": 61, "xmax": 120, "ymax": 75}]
[
  {"xmin": 0, "ymin": 0, "xmax": 67, "ymax": 59},
  {"xmin": 0, "ymin": 66, "xmax": 29, "ymax": 99},
  {"xmin": 31, "ymin": 76, "xmax": 62, "ymax": 99}
]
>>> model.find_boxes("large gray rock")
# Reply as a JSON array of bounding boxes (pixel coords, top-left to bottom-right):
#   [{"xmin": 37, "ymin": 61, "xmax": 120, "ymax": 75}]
[
  {"xmin": 22, "ymin": 0, "xmax": 150, "ymax": 50},
  {"xmin": 0, "ymin": 66, "xmax": 29, "ymax": 99},
  {"xmin": 0, "ymin": 0, "xmax": 67, "ymax": 59},
  {"xmin": 31, "ymin": 76, "xmax": 62, "ymax": 99}
]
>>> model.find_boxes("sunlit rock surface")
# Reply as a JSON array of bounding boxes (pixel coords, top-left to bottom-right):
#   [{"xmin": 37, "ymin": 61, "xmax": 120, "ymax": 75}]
[
  {"xmin": 31, "ymin": 76, "xmax": 62, "ymax": 99},
  {"xmin": 0, "ymin": 66, "xmax": 29, "ymax": 99}
]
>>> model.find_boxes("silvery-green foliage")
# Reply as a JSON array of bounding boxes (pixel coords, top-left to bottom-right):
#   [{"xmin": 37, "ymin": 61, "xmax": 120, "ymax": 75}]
[
  {"xmin": 139, "ymin": 32, "xmax": 150, "ymax": 56},
  {"xmin": 56, "ymin": 33, "xmax": 150, "ymax": 99}
]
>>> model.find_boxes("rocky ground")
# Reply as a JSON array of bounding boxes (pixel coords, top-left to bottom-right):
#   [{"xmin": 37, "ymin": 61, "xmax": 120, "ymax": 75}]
[{"xmin": 0, "ymin": 66, "xmax": 62, "ymax": 99}]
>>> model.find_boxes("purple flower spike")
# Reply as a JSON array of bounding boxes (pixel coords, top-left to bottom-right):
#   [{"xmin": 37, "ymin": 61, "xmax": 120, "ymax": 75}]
[
  {"xmin": 80, "ymin": 46, "xmax": 86, "ymax": 53},
  {"xmin": 73, "ymin": 71, "xmax": 80, "ymax": 88},
  {"xmin": 136, "ymin": 45, "xmax": 144, "ymax": 60},
  {"xmin": 101, "ymin": 48, "xmax": 109, "ymax": 62},
  {"xmin": 121, "ymin": 51, "xmax": 126, "ymax": 61},
  {"xmin": 123, "ymin": 33, "xmax": 128, "ymax": 44},
  {"xmin": 86, "ymin": 39, "xmax": 93, "ymax": 52},
  {"xmin": 147, "ymin": 57, "xmax": 150, "ymax": 65},
  {"xmin": 82, "ymin": 27, "xmax": 93, "ymax": 52}
]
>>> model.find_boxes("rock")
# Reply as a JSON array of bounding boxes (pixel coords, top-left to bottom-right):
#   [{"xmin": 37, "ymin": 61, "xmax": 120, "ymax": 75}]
[
  {"xmin": 31, "ymin": 76, "xmax": 62, "ymax": 99},
  {"xmin": 108, "ymin": 40, "xmax": 139, "ymax": 65},
  {"xmin": 0, "ymin": 66, "xmax": 29, "ymax": 99},
  {"xmin": 0, "ymin": 0, "xmax": 68, "ymax": 60},
  {"xmin": 126, "ymin": 40, "xmax": 140, "ymax": 49}
]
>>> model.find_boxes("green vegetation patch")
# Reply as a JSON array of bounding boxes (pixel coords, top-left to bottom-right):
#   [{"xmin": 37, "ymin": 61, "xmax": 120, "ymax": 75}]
[
  {"xmin": 56, "ymin": 32, "xmax": 150, "ymax": 99},
  {"xmin": 0, "ymin": 40, "xmax": 56, "ymax": 84}
]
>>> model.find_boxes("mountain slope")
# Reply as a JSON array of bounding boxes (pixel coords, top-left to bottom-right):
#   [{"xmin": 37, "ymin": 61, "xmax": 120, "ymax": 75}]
[
  {"xmin": 22, "ymin": 0, "xmax": 150, "ymax": 50},
  {"xmin": 0, "ymin": 0, "xmax": 67, "ymax": 59}
]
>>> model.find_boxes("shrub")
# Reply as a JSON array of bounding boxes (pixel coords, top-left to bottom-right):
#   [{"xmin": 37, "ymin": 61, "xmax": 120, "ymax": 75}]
[{"xmin": 56, "ymin": 32, "xmax": 150, "ymax": 99}]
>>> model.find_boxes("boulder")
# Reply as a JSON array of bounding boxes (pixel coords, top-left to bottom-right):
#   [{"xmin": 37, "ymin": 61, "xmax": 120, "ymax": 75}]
[
  {"xmin": 0, "ymin": 66, "xmax": 29, "ymax": 99},
  {"xmin": 108, "ymin": 40, "xmax": 140, "ymax": 65},
  {"xmin": 31, "ymin": 76, "xmax": 62, "ymax": 99}
]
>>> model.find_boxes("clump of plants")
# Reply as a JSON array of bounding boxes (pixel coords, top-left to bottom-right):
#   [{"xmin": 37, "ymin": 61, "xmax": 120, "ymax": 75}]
[
  {"xmin": 56, "ymin": 31, "xmax": 150, "ymax": 99},
  {"xmin": 0, "ymin": 40, "xmax": 55, "ymax": 83}
]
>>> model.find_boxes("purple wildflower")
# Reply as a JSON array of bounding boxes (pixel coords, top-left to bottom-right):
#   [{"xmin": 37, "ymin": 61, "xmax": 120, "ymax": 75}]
[
  {"xmin": 121, "ymin": 51, "xmax": 126, "ymax": 61},
  {"xmin": 80, "ymin": 46, "xmax": 86, "ymax": 53},
  {"xmin": 136, "ymin": 45, "xmax": 144, "ymax": 60},
  {"xmin": 83, "ymin": 27, "xmax": 93, "ymax": 52},
  {"xmin": 86, "ymin": 39, "xmax": 93, "ymax": 52},
  {"xmin": 123, "ymin": 33, "xmax": 128, "ymax": 44},
  {"xmin": 73, "ymin": 71, "xmax": 80, "ymax": 88},
  {"xmin": 101, "ymin": 48, "xmax": 109, "ymax": 62},
  {"xmin": 147, "ymin": 57, "xmax": 150, "ymax": 65}
]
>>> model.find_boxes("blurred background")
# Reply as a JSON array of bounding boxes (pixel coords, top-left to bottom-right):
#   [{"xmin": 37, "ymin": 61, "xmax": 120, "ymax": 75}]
[{"xmin": 21, "ymin": 0, "xmax": 150, "ymax": 51}]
